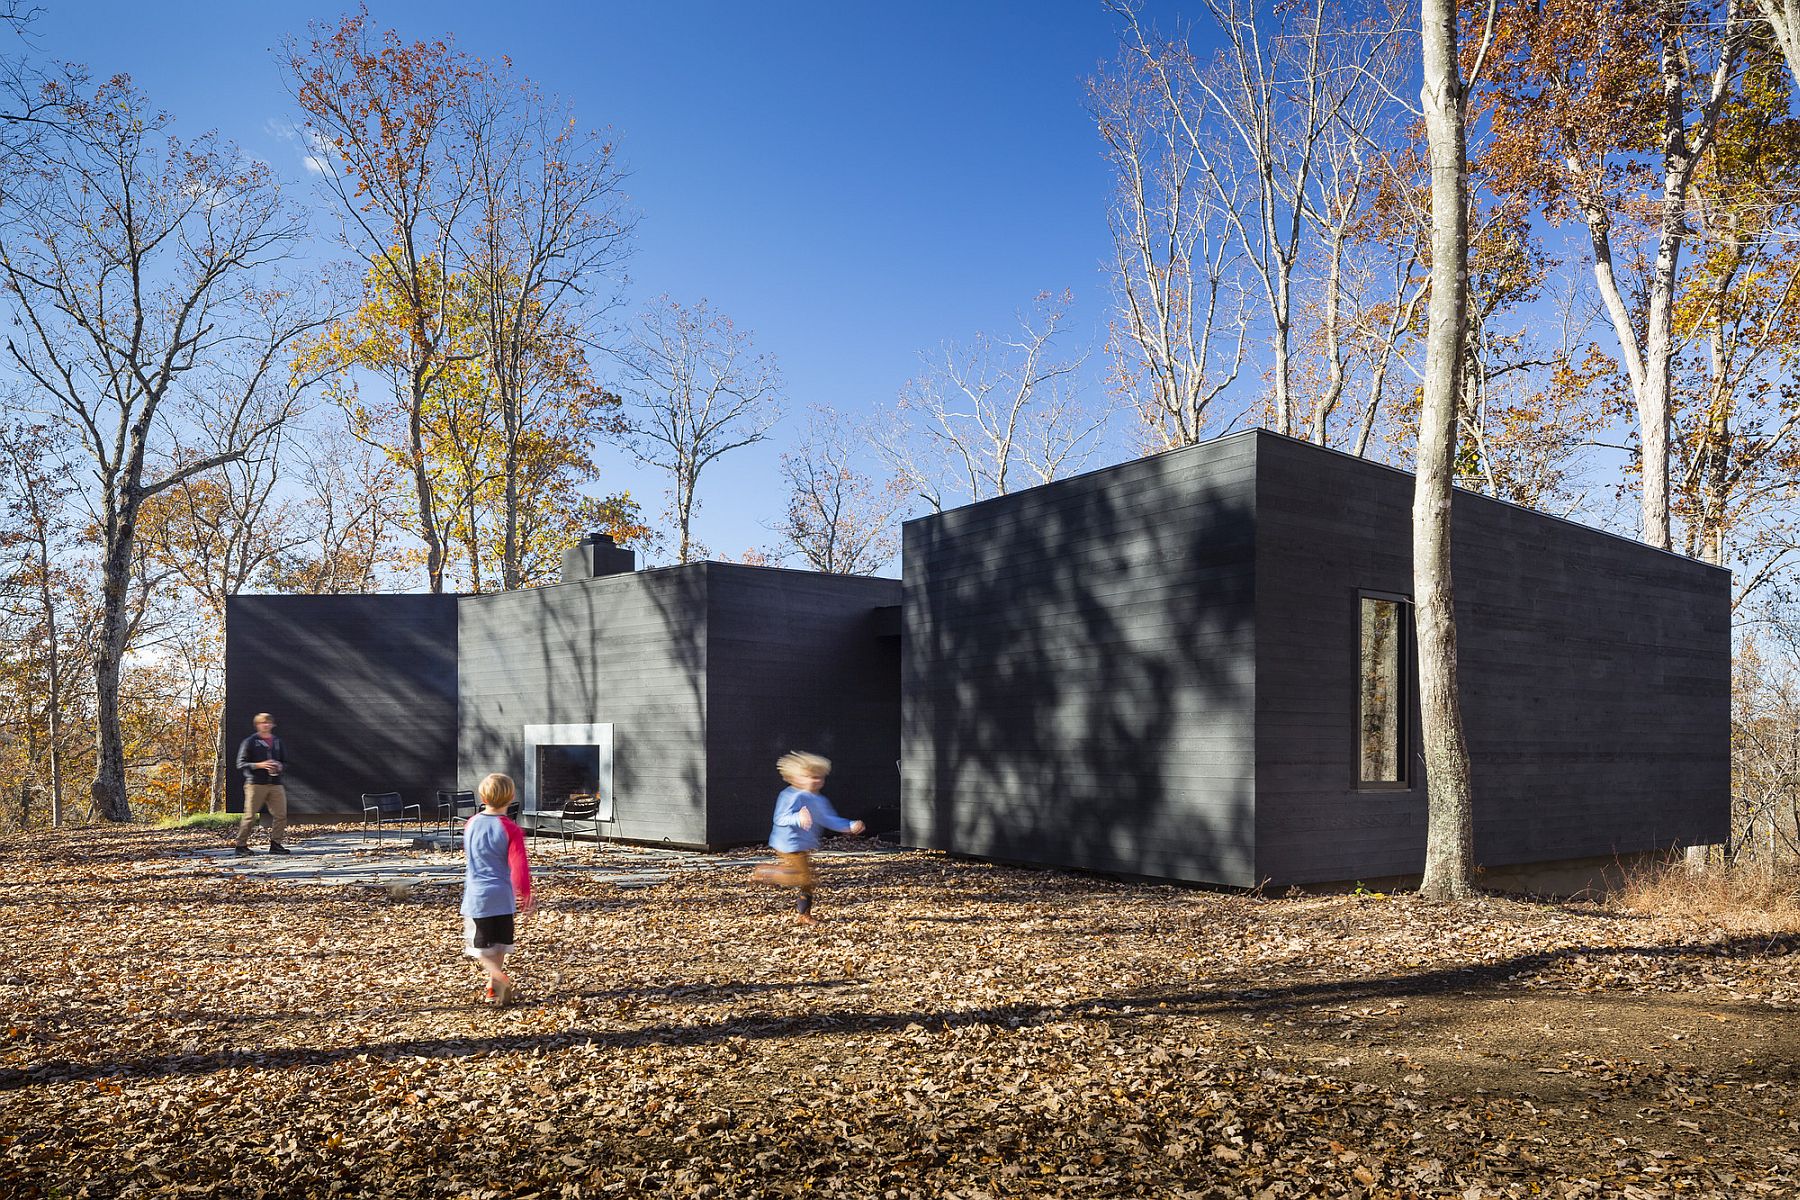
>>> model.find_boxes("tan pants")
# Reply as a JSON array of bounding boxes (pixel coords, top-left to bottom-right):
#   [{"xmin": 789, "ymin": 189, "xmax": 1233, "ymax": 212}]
[
  {"xmin": 752, "ymin": 851, "xmax": 816, "ymax": 889},
  {"xmin": 236, "ymin": 783, "xmax": 288, "ymax": 848}
]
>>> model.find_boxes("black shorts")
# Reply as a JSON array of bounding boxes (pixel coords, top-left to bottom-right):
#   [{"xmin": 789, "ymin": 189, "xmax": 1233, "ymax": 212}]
[{"xmin": 466, "ymin": 913, "xmax": 515, "ymax": 950}]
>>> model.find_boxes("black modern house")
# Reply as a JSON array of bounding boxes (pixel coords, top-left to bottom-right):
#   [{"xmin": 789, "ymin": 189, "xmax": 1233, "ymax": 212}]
[
  {"xmin": 224, "ymin": 538, "xmax": 902, "ymax": 846},
  {"xmin": 901, "ymin": 430, "xmax": 1731, "ymax": 890},
  {"xmin": 227, "ymin": 429, "xmax": 1729, "ymax": 889}
]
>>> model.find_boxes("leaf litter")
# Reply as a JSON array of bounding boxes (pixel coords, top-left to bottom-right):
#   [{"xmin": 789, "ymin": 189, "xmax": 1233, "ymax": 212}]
[{"xmin": 1, "ymin": 825, "xmax": 1797, "ymax": 1198}]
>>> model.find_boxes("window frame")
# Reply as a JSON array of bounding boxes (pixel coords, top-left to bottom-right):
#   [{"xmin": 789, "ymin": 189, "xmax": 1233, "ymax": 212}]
[{"xmin": 1352, "ymin": 588, "xmax": 1415, "ymax": 791}]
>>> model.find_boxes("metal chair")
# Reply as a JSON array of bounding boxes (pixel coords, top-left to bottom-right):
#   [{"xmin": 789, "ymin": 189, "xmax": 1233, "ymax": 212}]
[
  {"xmin": 436, "ymin": 789, "xmax": 476, "ymax": 832},
  {"xmin": 360, "ymin": 791, "xmax": 421, "ymax": 841},
  {"xmin": 535, "ymin": 791, "xmax": 613, "ymax": 852}
]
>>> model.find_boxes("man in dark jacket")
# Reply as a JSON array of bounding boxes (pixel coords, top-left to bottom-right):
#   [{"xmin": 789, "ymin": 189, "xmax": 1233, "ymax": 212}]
[{"xmin": 234, "ymin": 713, "xmax": 291, "ymax": 855}]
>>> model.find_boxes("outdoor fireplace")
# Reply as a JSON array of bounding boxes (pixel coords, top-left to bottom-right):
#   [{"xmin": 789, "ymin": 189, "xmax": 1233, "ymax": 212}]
[
  {"xmin": 520, "ymin": 722, "xmax": 615, "ymax": 815},
  {"xmin": 536, "ymin": 744, "xmax": 600, "ymax": 809}
]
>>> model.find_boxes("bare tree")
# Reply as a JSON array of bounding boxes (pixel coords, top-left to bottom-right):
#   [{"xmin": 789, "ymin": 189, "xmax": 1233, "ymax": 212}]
[
  {"xmin": 1114, "ymin": 0, "xmax": 1400, "ymax": 437},
  {"xmin": 1731, "ymin": 634, "xmax": 1800, "ymax": 865},
  {"xmin": 774, "ymin": 407, "xmax": 908, "ymax": 575},
  {"xmin": 1298, "ymin": 29, "xmax": 1411, "ymax": 447},
  {"xmin": 880, "ymin": 292, "xmax": 1103, "ymax": 512},
  {"xmin": 0, "ymin": 2, "xmax": 57, "ymax": 174},
  {"xmin": 138, "ymin": 411, "xmax": 304, "ymax": 811},
  {"xmin": 461, "ymin": 67, "xmax": 635, "ymax": 590},
  {"xmin": 1454, "ymin": 277, "xmax": 1611, "ymax": 514},
  {"xmin": 618, "ymin": 297, "xmax": 783, "ymax": 563},
  {"xmin": 1415, "ymin": 0, "xmax": 1498, "ymax": 901},
  {"xmin": 1340, "ymin": 149, "xmax": 1431, "ymax": 458},
  {"xmin": 1481, "ymin": 0, "xmax": 1751, "ymax": 551},
  {"xmin": 1090, "ymin": 43, "xmax": 1249, "ymax": 449},
  {"xmin": 1614, "ymin": 7, "xmax": 1747, "ymax": 553},
  {"xmin": 1667, "ymin": 53, "xmax": 1800, "ymax": 581},
  {"xmin": 269, "ymin": 419, "xmax": 410, "ymax": 595},
  {"xmin": 0, "ymin": 76, "xmax": 320, "ymax": 822}
]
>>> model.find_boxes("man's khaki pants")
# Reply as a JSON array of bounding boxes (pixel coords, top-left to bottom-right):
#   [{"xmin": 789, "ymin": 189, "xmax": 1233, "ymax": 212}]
[{"xmin": 236, "ymin": 783, "xmax": 288, "ymax": 848}]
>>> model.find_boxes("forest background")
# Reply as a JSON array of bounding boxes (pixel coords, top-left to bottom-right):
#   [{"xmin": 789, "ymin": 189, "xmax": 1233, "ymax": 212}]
[{"xmin": 3, "ymin": 0, "xmax": 1797, "ymax": 867}]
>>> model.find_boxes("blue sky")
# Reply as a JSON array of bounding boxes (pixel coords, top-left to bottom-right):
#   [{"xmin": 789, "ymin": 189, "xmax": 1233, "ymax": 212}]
[{"xmin": 28, "ymin": 1, "xmax": 1190, "ymax": 569}]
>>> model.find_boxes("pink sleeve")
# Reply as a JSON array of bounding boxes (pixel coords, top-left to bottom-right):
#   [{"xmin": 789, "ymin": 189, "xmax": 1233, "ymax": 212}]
[{"xmin": 501, "ymin": 817, "xmax": 532, "ymax": 906}]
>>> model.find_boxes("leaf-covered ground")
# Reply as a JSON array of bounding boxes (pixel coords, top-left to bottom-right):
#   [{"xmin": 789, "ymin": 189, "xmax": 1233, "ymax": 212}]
[{"xmin": 3, "ymin": 826, "xmax": 1798, "ymax": 1199}]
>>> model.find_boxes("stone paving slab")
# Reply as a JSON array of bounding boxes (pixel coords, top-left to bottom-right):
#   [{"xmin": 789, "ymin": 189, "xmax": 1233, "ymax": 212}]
[{"xmin": 174, "ymin": 829, "xmax": 897, "ymax": 892}]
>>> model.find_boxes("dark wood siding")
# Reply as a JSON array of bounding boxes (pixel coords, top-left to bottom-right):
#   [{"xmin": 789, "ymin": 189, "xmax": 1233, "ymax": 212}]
[
  {"xmin": 704, "ymin": 566, "xmax": 902, "ymax": 846},
  {"xmin": 901, "ymin": 435, "xmax": 1260, "ymax": 887},
  {"xmin": 1253, "ymin": 433, "xmax": 1732, "ymax": 884},
  {"xmin": 223, "ymin": 595, "xmax": 459, "ymax": 816},
  {"xmin": 457, "ymin": 567, "xmax": 711, "ymax": 846}
]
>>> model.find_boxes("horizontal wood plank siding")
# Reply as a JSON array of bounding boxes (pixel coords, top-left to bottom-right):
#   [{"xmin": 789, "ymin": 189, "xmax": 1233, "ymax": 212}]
[
  {"xmin": 902, "ymin": 435, "xmax": 1260, "ymax": 887},
  {"xmin": 457, "ymin": 567, "xmax": 710, "ymax": 846},
  {"xmin": 224, "ymin": 595, "xmax": 459, "ymax": 816},
  {"xmin": 1252, "ymin": 433, "xmax": 1731, "ymax": 884},
  {"xmin": 705, "ymin": 566, "xmax": 902, "ymax": 845}
]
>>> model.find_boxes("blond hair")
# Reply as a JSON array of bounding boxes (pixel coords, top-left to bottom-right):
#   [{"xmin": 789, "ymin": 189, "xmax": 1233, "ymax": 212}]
[
  {"xmin": 478, "ymin": 773, "xmax": 516, "ymax": 811},
  {"xmin": 777, "ymin": 751, "xmax": 831, "ymax": 784},
  {"xmin": 252, "ymin": 712, "xmax": 274, "ymax": 725}
]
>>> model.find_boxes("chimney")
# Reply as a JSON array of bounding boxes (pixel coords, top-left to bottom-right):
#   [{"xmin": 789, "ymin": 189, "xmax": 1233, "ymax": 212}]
[{"xmin": 562, "ymin": 532, "xmax": 636, "ymax": 582}]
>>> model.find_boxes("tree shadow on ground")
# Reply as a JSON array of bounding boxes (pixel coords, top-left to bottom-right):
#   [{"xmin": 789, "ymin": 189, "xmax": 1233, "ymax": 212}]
[{"xmin": 9, "ymin": 930, "xmax": 1793, "ymax": 1091}]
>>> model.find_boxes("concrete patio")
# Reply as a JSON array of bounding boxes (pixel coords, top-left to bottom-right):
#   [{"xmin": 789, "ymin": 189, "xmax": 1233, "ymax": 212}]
[{"xmin": 175, "ymin": 828, "xmax": 895, "ymax": 891}]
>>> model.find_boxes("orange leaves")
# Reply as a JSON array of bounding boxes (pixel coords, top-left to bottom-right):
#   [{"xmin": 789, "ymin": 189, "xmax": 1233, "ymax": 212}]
[
  {"xmin": 1474, "ymin": 0, "xmax": 1666, "ymax": 214},
  {"xmin": 287, "ymin": 13, "xmax": 482, "ymax": 202}
]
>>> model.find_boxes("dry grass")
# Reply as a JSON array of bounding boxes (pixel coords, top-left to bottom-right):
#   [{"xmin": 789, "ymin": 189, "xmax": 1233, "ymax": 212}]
[{"xmin": 1616, "ymin": 855, "xmax": 1800, "ymax": 931}]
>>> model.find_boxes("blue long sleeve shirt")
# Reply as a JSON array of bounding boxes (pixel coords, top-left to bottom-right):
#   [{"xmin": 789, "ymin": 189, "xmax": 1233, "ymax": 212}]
[
  {"xmin": 461, "ymin": 812, "xmax": 532, "ymax": 918},
  {"xmin": 768, "ymin": 786, "xmax": 855, "ymax": 853}
]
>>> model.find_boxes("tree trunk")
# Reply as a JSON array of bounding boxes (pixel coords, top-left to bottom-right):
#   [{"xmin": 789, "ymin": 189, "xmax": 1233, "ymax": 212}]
[
  {"xmin": 1312, "ymin": 226, "xmax": 1349, "ymax": 446},
  {"xmin": 1640, "ymin": 198, "xmax": 1684, "ymax": 552},
  {"xmin": 502, "ymin": 375, "xmax": 523, "ymax": 590},
  {"xmin": 211, "ymin": 716, "xmax": 229, "ymax": 814},
  {"xmin": 502, "ymin": 442, "xmax": 522, "ymax": 589},
  {"xmin": 1415, "ymin": 0, "xmax": 1478, "ymax": 902},
  {"xmin": 90, "ymin": 602, "xmax": 134, "ymax": 823},
  {"xmin": 37, "ymin": 542, "xmax": 66, "ymax": 828},
  {"xmin": 1272, "ymin": 274, "xmax": 1294, "ymax": 437},
  {"xmin": 1759, "ymin": 0, "xmax": 1800, "ymax": 93},
  {"xmin": 676, "ymin": 470, "xmax": 695, "ymax": 565},
  {"xmin": 409, "ymin": 370, "xmax": 446, "ymax": 594}
]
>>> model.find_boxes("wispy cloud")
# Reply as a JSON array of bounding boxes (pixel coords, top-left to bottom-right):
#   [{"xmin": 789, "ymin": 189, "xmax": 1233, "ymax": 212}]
[{"xmin": 265, "ymin": 118, "xmax": 332, "ymax": 177}]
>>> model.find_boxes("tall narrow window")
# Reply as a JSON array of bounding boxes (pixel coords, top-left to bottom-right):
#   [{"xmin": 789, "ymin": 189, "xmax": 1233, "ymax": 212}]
[{"xmin": 1357, "ymin": 595, "xmax": 1408, "ymax": 786}]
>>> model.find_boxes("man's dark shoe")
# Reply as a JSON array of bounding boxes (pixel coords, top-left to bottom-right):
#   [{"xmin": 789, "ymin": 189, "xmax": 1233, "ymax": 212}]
[
  {"xmin": 233, "ymin": 847, "xmax": 253, "ymax": 856},
  {"xmin": 268, "ymin": 844, "xmax": 292, "ymax": 855}
]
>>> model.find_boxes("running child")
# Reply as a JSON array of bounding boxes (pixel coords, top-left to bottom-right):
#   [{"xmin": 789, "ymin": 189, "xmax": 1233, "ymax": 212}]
[{"xmin": 750, "ymin": 751, "xmax": 865, "ymax": 925}]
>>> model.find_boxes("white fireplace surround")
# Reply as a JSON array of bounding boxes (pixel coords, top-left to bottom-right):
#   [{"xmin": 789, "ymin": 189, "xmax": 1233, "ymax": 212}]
[{"xmin": 521, "ymin": 723, "xmax": 614, "ymax": 815}]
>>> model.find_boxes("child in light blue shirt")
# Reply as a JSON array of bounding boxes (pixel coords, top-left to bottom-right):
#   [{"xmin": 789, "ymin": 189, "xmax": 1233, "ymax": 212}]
[
  {"xmin": 461, "ymin": 773, "xmax": 533, "ymax": 1005},
  {"xmin": 750, "ymin": 751, "xmax": 864, "ymax": 924}
]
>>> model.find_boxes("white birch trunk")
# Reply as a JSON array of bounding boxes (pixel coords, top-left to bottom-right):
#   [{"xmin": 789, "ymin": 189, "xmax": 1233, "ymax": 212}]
[{"xmin": 1415, "ymin": 0, "xmax": 1478, "ymax": 901}]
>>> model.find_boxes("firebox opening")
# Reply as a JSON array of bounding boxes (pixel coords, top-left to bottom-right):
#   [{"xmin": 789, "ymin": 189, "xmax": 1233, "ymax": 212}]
[{"xmin": 536, "ymin": 744, "xmax": 600, "ymax": 809}]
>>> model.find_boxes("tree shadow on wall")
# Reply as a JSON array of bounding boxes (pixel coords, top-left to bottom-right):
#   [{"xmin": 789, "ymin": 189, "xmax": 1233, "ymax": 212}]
[
  {"xmin": 224, "ymin": 595, "xmax": 460, "ymax": 816},
  {"xmin": 457, "ymin": 568, "xmax": 711, "ymax": 844},
  {"xmin": 905, "ymin": 450, "xmax": 1258, "ymax": 886}
]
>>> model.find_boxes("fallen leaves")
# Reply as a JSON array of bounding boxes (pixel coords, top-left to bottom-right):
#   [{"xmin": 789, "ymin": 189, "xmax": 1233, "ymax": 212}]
[{"xmin": 0, "ymin": 825, "xmax": 1797, "ymax": 1199}]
